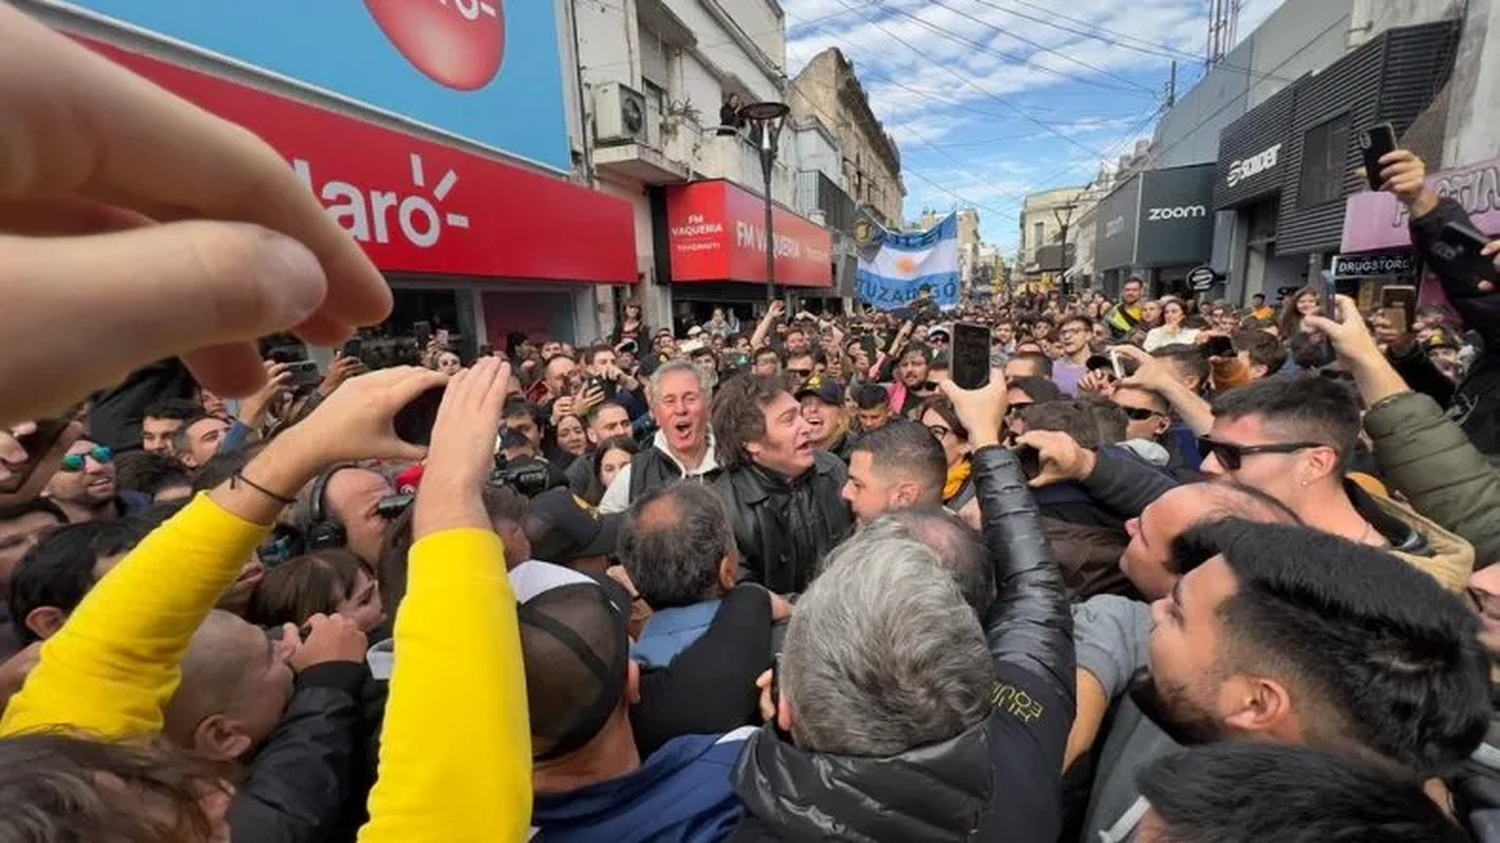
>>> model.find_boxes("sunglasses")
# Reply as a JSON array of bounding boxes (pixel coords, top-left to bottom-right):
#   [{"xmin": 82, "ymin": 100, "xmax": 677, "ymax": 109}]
[
  {"xmin": 1006, "ymin": 401, "xmax": 1032, "ymax": 417},
  {"xmin": 1197, "ymin": 437, "xmax": 1326, "ymax": 471},
  {"xmin": 787, "ymin": 368, "xmax": 814, "ymax": 378},
  {"xmin": 1120, "ymin": 406, "xmax": 1162, "ymax": 421},
  {"xmin": 59, "ymin": 445, "xmax": 112, "ymax": 472}
]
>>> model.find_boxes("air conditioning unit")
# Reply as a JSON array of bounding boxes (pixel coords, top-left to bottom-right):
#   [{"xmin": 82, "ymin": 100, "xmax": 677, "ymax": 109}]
[{"xmin": 594, "ymin": 82, "xmax": 648, "ymax": 146}]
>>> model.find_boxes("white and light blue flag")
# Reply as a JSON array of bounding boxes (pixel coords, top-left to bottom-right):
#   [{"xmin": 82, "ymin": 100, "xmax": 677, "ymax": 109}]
[{"xmin": 856, "ymin": 213, "xmax": 960, "ymax": 311}]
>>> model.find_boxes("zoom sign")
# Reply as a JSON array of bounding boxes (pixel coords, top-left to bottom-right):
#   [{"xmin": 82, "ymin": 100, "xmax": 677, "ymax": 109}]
[{"xmin": 1146, "ymin": 205, "xmax": 1208, "ymax": 221}]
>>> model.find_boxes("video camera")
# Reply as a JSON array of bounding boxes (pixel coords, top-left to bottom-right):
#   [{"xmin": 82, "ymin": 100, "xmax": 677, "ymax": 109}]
[{"xmin": 489, "ymin": 456, "xmax": 560, "ymax": 498}]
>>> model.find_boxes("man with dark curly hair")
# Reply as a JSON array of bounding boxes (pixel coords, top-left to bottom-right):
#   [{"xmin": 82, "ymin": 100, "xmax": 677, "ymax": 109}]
[{"xmin": 711, "ymin": 374, "xmax": 851, "ymax": 594}]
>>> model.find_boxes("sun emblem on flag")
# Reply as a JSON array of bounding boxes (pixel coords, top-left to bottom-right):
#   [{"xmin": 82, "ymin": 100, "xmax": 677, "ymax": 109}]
[{"xmin": 896, "ymin": 256, "xmax": 918, "ymax": 275}]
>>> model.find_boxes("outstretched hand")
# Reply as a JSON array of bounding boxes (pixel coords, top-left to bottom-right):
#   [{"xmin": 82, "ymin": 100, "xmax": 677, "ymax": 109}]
[
  {"xmin": 1016, "ymin": 429, "xmax": 1097, "ymax": 489},
  {"xmin": 0, "ymin": 6, "xmax": 392, "ymax": 425},
  {"xmin": 936, "ymin": 369, "xmax": 1008, "ymax": 448},
  {"xmin": 416, "ymin": 358, "xmax": 513, "ymax": 538},
  {"xmin": 1302, "ymin": 295, "xmax": 1381, "ymax": 365},
  {"xmin": 280, "ymin": 366, "xmax": 447, "ymax": 469},
  {"xmin": 1111, "ymin": 345, "xmax": 1175, "ymax": 394}
]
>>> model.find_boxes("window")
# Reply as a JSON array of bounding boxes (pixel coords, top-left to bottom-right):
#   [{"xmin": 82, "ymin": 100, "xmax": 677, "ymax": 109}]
[
  {"xmin": 642, "ymin": 80, "xmax": 665, "ymax": 147},
  {"xmin": 1298, "ymin": 113, "xmax": 1351, "ymax": 208},
  {"xmin": 1032, "ymin": 221, "xmax": 1045, "ymax": 253}
]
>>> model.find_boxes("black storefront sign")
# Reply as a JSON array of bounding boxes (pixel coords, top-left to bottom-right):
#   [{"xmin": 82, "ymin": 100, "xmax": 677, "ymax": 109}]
[
  {"xmin": 1214, "ymin": 83, "xmax": 1295, "ymax": 210},
  {"xmin": 1276, "ymin": 21, "xmax": 1458, "ymax": 255},
  {"xmin": 1332, "ymin": 250, "xmax": 1414, "ymax": 278},
  {"xmin": 1137, "ymin": 164, "xmax": 1216, "ymax": 267},
  {"xmin": 1093, "ymin": 175, "xmax": 1141, "ymax": 272},
  {"xmin": 1187, "ymin": 265, "xmax": 1218, "ymax": 291},
  {"xmin": 1094, "ymin": 165, "xmax": 1215, "ymax": 272}
]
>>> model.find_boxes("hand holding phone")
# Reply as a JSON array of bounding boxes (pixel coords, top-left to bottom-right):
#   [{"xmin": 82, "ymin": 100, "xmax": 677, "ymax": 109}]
[
  {"xmin": 1319, "ymin": 270, "xmax": 1340, "ymax": 322},
  {"xmin": 1379, "ymin": 285, "xmax": 1418, "ymax": 335},
  {"xmin": 1434, "ymin": 222, "xmax": 1500, "ymax": 288},
  {"xmin": 1359, "ymin": 123, "xmax": 1397, "ymax": 191},
  {"xmin": 391, "ymin": 385, "xmax": 446, "ymax": 447},
  {"xmin": 950, "ymin": 322, "xmax": 993, "ymax": 390},
  {"xmin": 288, "ymin": 360, "xmax": 322, "ymax": 389}
]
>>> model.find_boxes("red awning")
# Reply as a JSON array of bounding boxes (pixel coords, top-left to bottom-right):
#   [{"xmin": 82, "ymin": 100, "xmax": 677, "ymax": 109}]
[{"xmin": 83, "ymin": 37, "xmax": 638, "ymax": 285}]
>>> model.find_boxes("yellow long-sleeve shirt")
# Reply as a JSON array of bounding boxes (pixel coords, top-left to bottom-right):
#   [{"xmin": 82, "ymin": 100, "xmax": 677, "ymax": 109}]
[
  {"xmin": 0, "ymin": 493, "xmax": 265, "ymax": 738},
  {"xmin": 0, "ymin": 495, "xmax": 532, "ymax": 842},
  {"xmin": 360, "ymin": 528, "xmax": 531, "ymax": 843}
]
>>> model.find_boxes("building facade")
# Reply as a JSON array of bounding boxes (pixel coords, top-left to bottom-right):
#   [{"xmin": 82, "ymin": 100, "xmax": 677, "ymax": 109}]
[
  {"xmin": 788, "ymin": 48, "xmax": 906, "ymax": 228},
  {"xmin": 1076, "ymin": 0, "xmax": 1466, "ymax": 306},
  {"xmin": 1019, "ymin": 186, "xmax": 1092, "ymax": 287},
  {"xmin": 578, "ymin": 0, "xmax": 861, "ymax": 332},
  {"xmin": 1215, "ymin": 20, "xmax": 1459, "ymax": 305},
  {"xmin": 24, "ymin": 0, "xmax": 642, "ymax": 357}
]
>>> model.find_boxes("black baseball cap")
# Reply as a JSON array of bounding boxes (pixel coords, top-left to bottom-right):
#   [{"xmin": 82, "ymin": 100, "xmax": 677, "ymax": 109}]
[
  {"xmin": 795, "ymin": 374, "xmax": 844, "ymax": 405},
  {"xmin": 511, "ymin": 560, "xmax": 629, "ymax": 761},
  {"xmin": 526, "ymin": 488, "xmax": 622, "ymax": 563}
]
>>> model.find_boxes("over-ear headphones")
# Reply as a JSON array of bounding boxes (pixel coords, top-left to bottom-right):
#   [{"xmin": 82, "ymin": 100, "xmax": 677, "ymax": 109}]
[{"xmin": 304, "ymin": 465, "xmax": 350, "ymax": 551}]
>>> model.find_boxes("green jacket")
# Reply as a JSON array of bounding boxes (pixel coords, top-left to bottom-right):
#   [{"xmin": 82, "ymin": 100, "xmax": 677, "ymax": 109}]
[{"xmin": 1365, "ymin": 391, "xmax": 1500, "ymax": 568}]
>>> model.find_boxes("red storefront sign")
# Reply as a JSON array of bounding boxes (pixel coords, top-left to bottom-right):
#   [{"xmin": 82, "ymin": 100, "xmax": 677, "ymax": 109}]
[
  {"xmin": 83, "ymin": 38, "xmax": 637, "ymax": 284},
  {"xmin": 666, "ymin": 181, "xmax": 833, "ymax": 288}
]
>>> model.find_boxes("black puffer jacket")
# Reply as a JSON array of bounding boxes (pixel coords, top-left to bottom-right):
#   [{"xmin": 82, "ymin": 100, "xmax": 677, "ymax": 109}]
[
  {"xmin": 729, "ymin": 446, "xmax": 1075, "ymax": 842},
  {"xmin": 227, "ymin": 662, "xmax": 366, "ymax": 843},
  {"xmin": 716, "ymin": 452, "xmax": 852, "ymax": 595}
]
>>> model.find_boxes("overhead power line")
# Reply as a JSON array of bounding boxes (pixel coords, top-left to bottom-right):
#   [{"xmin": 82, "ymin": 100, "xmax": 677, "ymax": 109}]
[
  {"xmin": 917, "ymin": 0, "xmax": 1157, "ymax": 94},
  {"xmin": 962, "ymin": 0, "xmax": 1299, "ymax": 87},
  {"xmin": 822, "ymin": 0, "xmax": 1127, "ymax": 161},
  {"xmin": 865, "ymin": 0, "xmax": 1158, "ymax": 96}
]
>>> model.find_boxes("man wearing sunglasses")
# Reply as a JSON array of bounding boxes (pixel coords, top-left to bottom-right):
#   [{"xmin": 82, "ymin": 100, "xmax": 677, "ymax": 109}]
[
  {"xmin": 1199, "ymin": 374, "xmax": 1471, "ymax": 594},
  {"xmin": 40, "ymin": 439, "xmax": 150, "ymax": 523}
]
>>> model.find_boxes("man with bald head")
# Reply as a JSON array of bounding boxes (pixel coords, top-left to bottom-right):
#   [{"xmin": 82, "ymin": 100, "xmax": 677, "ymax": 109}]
[
  {"xmin": 165, "ymin": 610, "xmax": 370, "ymax": 841},
  {"xmin": 1118, "ymin": 481, "xmax": 1300, "ymax": 600},
  {"xmin": 1063, "ymin": 481, "xmax": 1302, "ymax": 774}
]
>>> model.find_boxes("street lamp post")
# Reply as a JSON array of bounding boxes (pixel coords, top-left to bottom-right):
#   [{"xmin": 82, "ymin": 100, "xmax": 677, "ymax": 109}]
[{"xmin": 739, "ymin": 101, "xmax": 790, "ymax": 308}]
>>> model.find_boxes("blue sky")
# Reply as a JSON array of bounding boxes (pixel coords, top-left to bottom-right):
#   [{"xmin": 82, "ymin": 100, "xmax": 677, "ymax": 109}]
[{"xmin": 780, "ymin": 0, "xmax": 1287, "ymax": 255}]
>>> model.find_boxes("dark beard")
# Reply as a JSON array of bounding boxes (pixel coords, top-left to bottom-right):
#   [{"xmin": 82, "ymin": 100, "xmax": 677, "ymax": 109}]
[{"xmin": 1127, "ymin": 668, "xmax": 1225, "ymax": 747}]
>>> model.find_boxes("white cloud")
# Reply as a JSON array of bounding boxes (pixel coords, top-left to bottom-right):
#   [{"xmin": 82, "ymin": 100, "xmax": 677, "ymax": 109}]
[{"xmin": 776, "ymin": 0, "xmax": 1288, "ymax": 248}]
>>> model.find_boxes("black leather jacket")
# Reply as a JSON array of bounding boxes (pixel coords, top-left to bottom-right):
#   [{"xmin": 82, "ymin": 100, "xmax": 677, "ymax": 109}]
[
  {"xmin": 716, "ymin": 452, "xmax": 852, "ymax": 595},
  {"xmin": 227, "ymin": 662, "xmax": 366, "ymax": 843},
  {"xmin": 729, "ymin": 446, "xmax": 1075, "ymax": 842}
]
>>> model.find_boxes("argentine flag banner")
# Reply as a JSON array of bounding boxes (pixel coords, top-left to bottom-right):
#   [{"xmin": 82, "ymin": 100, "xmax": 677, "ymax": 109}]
[{"xmin": 856, "ymin": 213, "xmax": 961, "ymax": 311}]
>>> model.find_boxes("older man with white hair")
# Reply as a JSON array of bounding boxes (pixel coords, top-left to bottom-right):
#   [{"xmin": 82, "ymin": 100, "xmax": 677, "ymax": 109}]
[
  {"xmin": 598, "ymin": 360, "xmax": 719, "ymax": 514},
  {"xmin": 730, "ymin": 370, "xmax": 1074, "ymax": 842}
]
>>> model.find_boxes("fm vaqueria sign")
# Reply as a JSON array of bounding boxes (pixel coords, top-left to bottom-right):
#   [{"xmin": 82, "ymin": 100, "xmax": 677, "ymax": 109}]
[
  {"xmin": 44, "ymin": 0, "xmax": 571, "ymax": 171},
  {"xmin": 85, "ymin": 38, "xmax": 636, "ymax": 283},
  {"xmin": 665, "ymin": 181, "xmax": 834, "ymax": 288}
]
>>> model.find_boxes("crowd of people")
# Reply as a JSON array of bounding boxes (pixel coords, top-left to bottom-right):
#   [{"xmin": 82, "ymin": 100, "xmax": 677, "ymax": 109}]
[{"xmin": 4, "ymin": 7, "xmax": 1500, "ymax": 841}]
